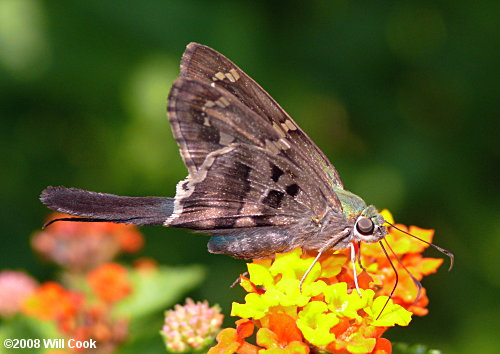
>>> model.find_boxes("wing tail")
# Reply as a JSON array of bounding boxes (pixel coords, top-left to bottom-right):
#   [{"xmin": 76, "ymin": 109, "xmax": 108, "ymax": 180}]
[{"xmin": 40, "ymin": 186, "xmax": 173, "ymax": 226}]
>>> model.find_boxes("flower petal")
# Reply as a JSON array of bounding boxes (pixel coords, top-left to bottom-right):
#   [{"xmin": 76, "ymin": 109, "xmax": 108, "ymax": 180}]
[
  {"xmin": 269, "ymin": 249, "xmax": 320, "ymax": 285},
  {"xmin": 366, "ymin": 296, "xmax": 412, "ymax": 327},
  {"xmin": 379, "ymin": 210, "xmax": 394, "ymax": 225},
  {"xmin": 247, "ymin": 263, "xmax": 274, "ymax": 287},
  {"xmin": 297, "ymin": 301, "xmax": 338, "ymax": 346},
  {"xmin": 324, "ymin": 283, "xmax": 368, "ymax": 320}
]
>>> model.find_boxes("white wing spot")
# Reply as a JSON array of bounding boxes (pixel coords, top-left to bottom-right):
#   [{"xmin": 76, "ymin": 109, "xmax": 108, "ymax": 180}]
[
  {"xmin": 265, "ymin": 139, "xmax": 280, "ymax": 155},
  {"xmin": 219, "ymin": 131, "xmax": 234, "ymax": 145},
  {"xmin": 278, "ymin": 138, "xmax": 291, "ymax": 150},
  {"xmin": 273, "ymin": 122, "xmax": 286, "ymax": 138},
  {"xmin": 285, "ymin": 120, "xmax": 297, "ymax": 131},
  {"xmin": 214, "ymin": 72, "xmax": 226, "ymax": 81},
  {"xmin": 213, "ymin": 69, "xmax": 240, "ymax": 83},
  {"xmin": 226, "ymin": 72, "xmax": 236, "ymax": 82},
  {"xmin": 216, "ymin": 96, "xmax": 230, "ymax": 108},
  {"xmin": 205, "ymin": 100, "xmax": 216, "ymax": 108},
  {"xmin": 229, "ymin": 69, "xmax": 240, "ymax": 81}
]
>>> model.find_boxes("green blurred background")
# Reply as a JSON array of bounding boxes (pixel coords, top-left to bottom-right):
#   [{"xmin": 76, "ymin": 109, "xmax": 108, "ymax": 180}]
[{"xmin": 1, "ymin": 0, "xmax": 498, "ymax": 352}]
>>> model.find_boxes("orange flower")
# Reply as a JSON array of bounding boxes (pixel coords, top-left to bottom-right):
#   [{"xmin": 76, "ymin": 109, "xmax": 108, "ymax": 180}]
[
  {"xmin": 113, "ymin": 225, "xmax": 144, "ymax": 253},
  {"xmin": 87, "ymin": 263, "xmax": 131, "ymax": 303},
  {"xmin": 209, "ymin": 319, "xmax": 260, "ymax": 354},
  {"xmin": 22, "ymin": 282, "xmax": 82, "ymax": 321},
  {"xmin": 372, "ymin": 338, "xmax": 392, "ymax": 354},
  {"xmin": 22, "ymin": 267, "xmax": 130, "ymax": 351},
  {"xmin": 256, "ymin": 313, "xmax": 310, "ymax": 353}
]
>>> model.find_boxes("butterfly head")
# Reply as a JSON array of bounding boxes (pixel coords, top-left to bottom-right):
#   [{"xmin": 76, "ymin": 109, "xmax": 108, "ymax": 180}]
[{"xmin": 352, "ymin": 205, "xmax": 387, "ymax": 244}]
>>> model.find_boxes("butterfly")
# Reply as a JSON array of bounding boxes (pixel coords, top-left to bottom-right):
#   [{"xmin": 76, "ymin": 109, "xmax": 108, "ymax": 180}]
[{"xmin": 40, "ymin": 43, "xmax": 395, "ymax": 272}]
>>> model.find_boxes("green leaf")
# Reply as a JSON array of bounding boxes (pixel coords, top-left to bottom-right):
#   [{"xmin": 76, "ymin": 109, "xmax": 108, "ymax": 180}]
[
  {"xmin": 0, "ymin": 316, "xmax": 60, "ymax": 354},
  {"xmin": 114, "ymin": 265, "xmax": 205, "ymax": 319}
]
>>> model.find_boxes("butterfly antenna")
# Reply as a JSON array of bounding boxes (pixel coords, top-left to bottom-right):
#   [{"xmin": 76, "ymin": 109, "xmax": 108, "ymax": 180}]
[
  {"xmin": 377, "ymin": 241, "xmax": 398, "ymax": 320},
  {"xmin": 383, "ymin": 239, "xmax": 422, "ymax": 305},
  {"xmin": 386, "ymin": 221, "xmax": 454, "ymax": 271}
]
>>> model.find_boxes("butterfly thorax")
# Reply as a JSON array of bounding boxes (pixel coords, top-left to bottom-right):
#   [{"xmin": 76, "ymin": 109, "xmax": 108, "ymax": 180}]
[
  {"xmin": 304, "ymin": 188, "xmax": 389, "ymax": 252},
  {"xmin": 335, "ymin": 188, "xmax": 368, "ymax": 220}
]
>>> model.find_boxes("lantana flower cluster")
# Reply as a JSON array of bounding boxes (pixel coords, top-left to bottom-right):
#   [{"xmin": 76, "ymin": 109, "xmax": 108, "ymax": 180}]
[
  {"xmin": 32, "ymin": 212, "xmax": 143, "ymax": 272},
  {"xmin": 209, "ymin": 210, "xmax": 444, "ymax": 354},
  {"xmin": 16, "ymin": 213, "xmax": 141, "ymax": 352},
  {"xmin": 161, "ymin": 298, "xmax": 224, "ymax": 352},
  {"xmin": 22, "ymin": 263, "xmax": 131, "ymax": 352}
]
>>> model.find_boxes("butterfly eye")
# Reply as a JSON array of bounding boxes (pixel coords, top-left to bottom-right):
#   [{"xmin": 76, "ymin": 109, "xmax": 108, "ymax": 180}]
[{"xmin": 356, "ymin": 217, "xmax": 374, "ymax": 235}]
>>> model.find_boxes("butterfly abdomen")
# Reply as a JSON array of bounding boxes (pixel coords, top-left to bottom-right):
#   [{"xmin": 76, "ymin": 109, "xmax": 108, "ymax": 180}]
[
  {"xmin": 207, "ymin": 227, "xmax": 302, "ymax": 259},
  {"xmin": 40, "ymin": 186, "xmax": 174, "ymax": 226}
]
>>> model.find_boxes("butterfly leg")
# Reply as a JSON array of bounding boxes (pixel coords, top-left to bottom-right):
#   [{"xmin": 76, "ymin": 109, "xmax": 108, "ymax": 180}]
[
  {"xmin": 357, "ymin": 242, "xmax": 367, "ymax": 272},
  {"xmin": 299, "ymin": 251, "xmax": 324, "ymax": 291},
  {"xmin": 230, "ymin": 272, "xmax": 249, "ymax": 288},
  {"xmin": 299, "ymin": 228, "xmax": 350, "ymax": 291},
  {"xmin": 350, "ymin": 242, "xmax": 362, "ymax": 297}
]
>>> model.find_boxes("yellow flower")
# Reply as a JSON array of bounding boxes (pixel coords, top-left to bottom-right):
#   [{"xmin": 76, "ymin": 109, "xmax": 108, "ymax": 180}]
[
  {"xmin": 296, "ymin": 301, "xmax": 338, "ymax": 346},
  {"xmin": 364, "ymin": 294, "xmax": 412, "ymax": 327},
  {"xmin": 324, "ymin": 283, "xmax": 368, "ymax": 320}
]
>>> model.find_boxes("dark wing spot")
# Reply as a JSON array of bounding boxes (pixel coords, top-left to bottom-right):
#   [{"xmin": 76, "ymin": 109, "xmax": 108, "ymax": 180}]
[
  {"xmin": 189, "ymin": 106, "xmax": 206, "ymax": 125},
  {"xmin": 285, "ymin": 183, "xmax": 299, "ymax": 197},
  {"xmin": 262, "ymin": 190, "xmax": 285, "ymax": 209},
  {"xmin": 213, "ymin": 217, "xmax": 239, "ymax": 229},
  {"xmin": 252, "ymin": 215, "xmax": 273, "ymax": 227},
  {"xmin": 234, "ymin": 162, "xmax": 252, "ymax": 200},
  {"xmin": 198, "ymin": 125, "xmax": 220, "ymax": 143},
  {"xmin": 271, "ymin": 164, "xmax": 284, "ymax": 182}
]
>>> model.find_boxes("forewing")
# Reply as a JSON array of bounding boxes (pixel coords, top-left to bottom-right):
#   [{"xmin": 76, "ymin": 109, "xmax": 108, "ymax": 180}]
[
  {"xmin": 168, "ymin": 78, "xmax": 268, "ymax": 175},
  {"xmin": 167, "ymin": 77, "xmax": 342, "ymax": 211},
  {"xmin": 178, "ymin": 42, "xmax": 344, "ymax": 190}
]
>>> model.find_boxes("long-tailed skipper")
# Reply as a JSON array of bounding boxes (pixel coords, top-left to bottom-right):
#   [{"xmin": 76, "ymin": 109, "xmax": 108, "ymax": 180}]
[{"xmin": 40, "ymin": 43, "xmax": 451, "ymax": 282}]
